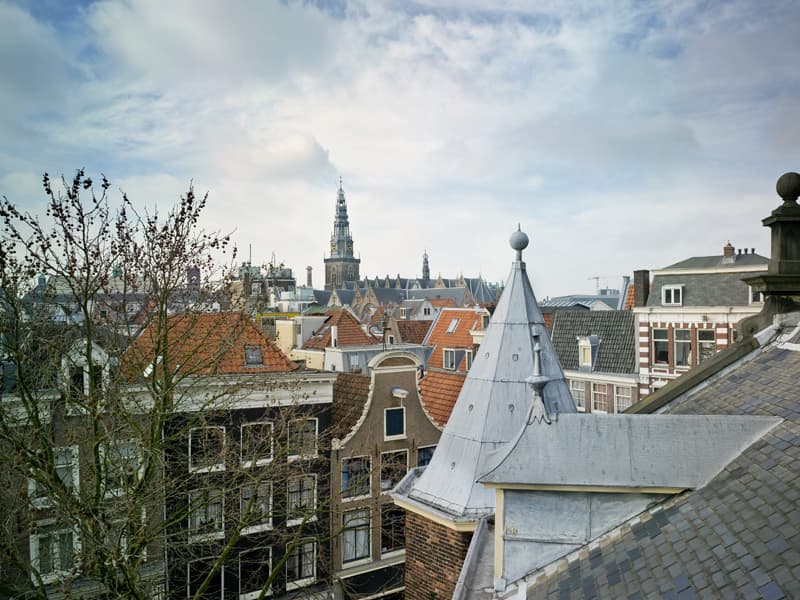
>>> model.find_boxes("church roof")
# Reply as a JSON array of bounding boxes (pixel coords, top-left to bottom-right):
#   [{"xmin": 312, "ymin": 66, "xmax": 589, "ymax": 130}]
[{"xmin": 395, "ymin": 228, "xmax": 576, "ymax": 520}]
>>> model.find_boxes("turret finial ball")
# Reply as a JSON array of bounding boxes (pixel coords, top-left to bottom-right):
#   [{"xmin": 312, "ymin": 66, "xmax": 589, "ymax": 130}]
[
  {"xmin": 510, "ymin": 227, "xmax": 529, "ymax": 252},
  {"xmin": 776, "ymin": 172, "xmax": 800, "ymax": 202}
]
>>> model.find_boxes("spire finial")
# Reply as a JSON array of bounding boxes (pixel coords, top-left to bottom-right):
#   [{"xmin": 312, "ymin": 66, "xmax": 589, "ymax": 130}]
[
  {"xmin": 509, "ymin": 225, "xmax": 529, "ymax": 262},
  {"xmin": 339, "ymin": 176, "xmax": 343, "ymax": 190}
]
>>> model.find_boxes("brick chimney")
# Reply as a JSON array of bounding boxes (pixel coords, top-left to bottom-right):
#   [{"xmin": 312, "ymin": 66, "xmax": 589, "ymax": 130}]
[
  {"xmin": 633, "ymin": 270, "xmax": 650, "ymax": 307},
  {"xmin": 722, "ymin": 241, "xmax": 736, "ymax": 264}
]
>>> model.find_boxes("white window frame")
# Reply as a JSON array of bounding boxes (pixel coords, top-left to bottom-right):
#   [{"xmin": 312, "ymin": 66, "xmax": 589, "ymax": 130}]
[
  {"xmin": 569, "ymin": 380, "xmax": 586, "ymax": 412},
  {"xmin": 749, "ymin": 286, "xmax": 765, "ymax": 305},
  {"xmin": 188, "ymin": 488, "xmax": 225, "ymax": 542},
  {"xmin": 287, "ymin": 418, "xmax": 318, "ymax": 461},
  {"xmin": 443, "ymin": 348, "xmax": 456, "ymax": 370},
  {"xmin": 287, "ymin": 474, "xmax": 317, "ymax": 527},
  {"xmin": 189, "ymin": 426, "xmax": 226, "ymax": 474},
  {"xmin": 29, "ymin": 521, "xmax": 81, "ymax": 584},
  {"xmin": 445, "ymin": 318, "xmax": 460, "ymax": 333},
  {"xmin": 102, "ymin": 439, "xmax": 143, "ymax": 498},
  {"xmin": 380, "ymin": 449, "xmax": 408, "ymax": 494},
  {"xmin": 240, "ymin": 481, "xmax": 272, "ymax": 535},
  {"xmin": 591, "ymin": 383, "xmax": 608, "ymax": 413},
  {"xmin": 614, "ymin": 385, "xmax": 633, "ymax": 413},
  {"xmin": 661, "ymin": 285, "xmax": 684, "ymax": 306},
  {"xmin": 342, "ymin": 508, "xmax": 371, "ymax": 565},
  {"xmin": 240, "ymin": 422, "xmax": 273, "ymax": 468},
  {"xmin": 239, "ymin": 546, "xmax": 272, "ymax": 599},
  {"xmin": 653, "ymin": 328, "xmax": 669, "ymax": 364},
  {"xmin": 285, "ymin": 538, "xmax": 316, "ymax": 590},
  {"xmin": 465, "ymin": 349, "xmax": 473, "ymax": 370},
  {"xmin": 387, "ymin": 334, "xmax": 395, "ymax": 345},
  {"xmin": 29, "ymin": 445, "xmax": 79, "ymax": 509},
  {"xmin": 698, "ymin": 329, "xmax": 715, "ymax": 364},
  {"xmin": 674, "ymin": 329, "xmax": 692, "ymax": 367},
  {"xmin": 342, "ymin": 455, "xmax": 371, "ymax": 501},
  {"xmin": 399, "ymin": 308, "xmax": 408, "ymax": 318},
  {"xmin": 384, "ymin": 406, "xmax": 406, "ymax": 441}
]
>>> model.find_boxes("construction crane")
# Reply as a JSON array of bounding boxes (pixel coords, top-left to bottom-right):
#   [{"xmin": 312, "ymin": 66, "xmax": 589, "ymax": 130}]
[{"xmin": 587, "ymin": 276, "xmax": 623, "ymax": 292}]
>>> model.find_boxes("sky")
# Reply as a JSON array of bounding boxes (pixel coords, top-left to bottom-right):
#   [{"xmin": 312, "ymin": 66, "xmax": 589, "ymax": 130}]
[{"xmin": 1, "ymin": 0, "xmax": 798, "ymax": 297}]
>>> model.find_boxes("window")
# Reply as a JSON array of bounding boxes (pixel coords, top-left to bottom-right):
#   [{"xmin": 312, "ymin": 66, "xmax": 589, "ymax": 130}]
[
  {"xmin": 288, "ymin": 418, "xmax": 317, "ymax": 460},
  {"xmin": 381, "ymin": 504, "xmax": 405, "ymax": 554},
  {"xmin": 399, "ymin": 308, "xmax": 408, "ymax": 318},
  {"xmin": 188, "ymin": 557, "xmax": 223, "ymax": 599},
  {"xmin": 698, "ymin": 330, "xmax": 715, "ymax": 364},
  {"xmin": 380, "ymin": 450, "xmax": 408, "ymax": 492},
  {"xmin": 662, "ymin": 285, "xmax": 683, "ymax": 306},
  {"xmin": 591, "ymin": 383, "xmax": 608, "ymax": 413},
  {"xmin": 239, "ymin": 547, "xmax": 271, "ymax": 599},
  {"xmin": 423, "ymin": 307, "xmax": 431, "ymax": 316},
  {"xmin": 579, "ymin": 346, "xmax": 591, "ymax": 367},
  {"xmin": 69, "ymin": 367, "xmax": 84, "ymax": 399},
  {"xmin": 387, "ymin": 334, "xmax": 395, "ymax": 345},
  {"xmin": 342, "ymin": 508, "xmax": 371, "ymax": 564},
  {"xmin": 446, "ymin": 318, "xmax": 459, "ymax": 333},
  {"xmin": 465, "ymin": 349, "xmax": 473, "ymax": 370},
  {"xmin": 240, "ymin": 482, "xmax": 271, "ymax": 534},
  {"xmin": 286, "ymin": 539, "xmax": 316, "ymax": 590},
  {"xmin": 189, "ymin": 427, "xmax": 225, "ymax": 473},
  {"xmin": 342, "ymin": 456, "xmax": 371, "ymax": 499},
  {"xmin": 443, "ymin": 348, "xmax": 456, "ymax": 370},
  {"xmin": 241, "ymin": 422, "xmax": 273, "ymax": 467},
  {"xmin": 675, "ymin": 329, "xmax": 692, "ymax": 367},
  {"xmin": 104, "ymin": 441, "xmax": 140, "ymax": 497},
  {"xmin": 30, "ymin": 446, "xmax": 79, "ymax": 507},
  {"xmin": 30, "ymin": 524, "xmax": 78, "ymax": 583},
  {"xmin": 482, "ymin": 314, "xmax": 490, "ymax": 329},
  {"xmin": 749, "ymin": 286, "xmax": 765, "ymax": 304},
  {"xmin": 189, "ymin": 488, "xmax": 224, "ymax": 540},
  {"xmin": 653, "ymin": 329, "xmax": 669, "ymax": 364},
  {"xmin": 384, "ymin": 407, "xmax": 405, "ymax": 440},
  {"xmin": 244, "ymin": 345, "xmax": 263, "ymax": 365},
  {"xmin": 417, "ymin": 445, "xmax": 436, "ymax": 467},
  {"xmin": 287, "ymin": 475, "xmax": 316, "ymax": 526},
  {"xmin": 569, "ymin": 380, "xmax": 586, "ymax": 411},
  {"xmin": 614, "ymin": 386, "xmax": 633, "ymax": 412}
]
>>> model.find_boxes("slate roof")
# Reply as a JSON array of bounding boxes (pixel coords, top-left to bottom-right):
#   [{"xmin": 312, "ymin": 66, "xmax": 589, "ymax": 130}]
[
  {"xmin": 125, "ymin": 312, "xmax": 296, "ymax": 378},
  {"xmin": 541, "ymin": 294, "xmax": 620, "ymax": 310},
  {"xmin": 332, "ymin": 372, "xmax": 371, "ymax": 440},
  {"xmin": 312, "ymin": 289, "xmax": 331, "ymax": 306},
  {"xmin": 524, "ymin": 324, "xmax": 800, "ymax": 600},
  {"xmin": 550, "ymin": 310, "xmax": 638, "ymax": 374},
  {"xmin": 646, "ymin": 271, "xmax": 765, "ymax": 307},
  {"xmin": 664, "ymin": 252, "xmax": 768, "ymax": 270},
  {"xmin": 418, "ymin": 370, "xmax": 465, "ymax": 427},
  {"xmin": 407, "ymin": 287, "xmax": 469, "ymax": 305},
  {"xmin": 396, "ymin": 320, "xmax": 432, "ymax": 344},
  {"xmin": 301, "ymin": 308, "xmax": 377, "ymax": 350}
]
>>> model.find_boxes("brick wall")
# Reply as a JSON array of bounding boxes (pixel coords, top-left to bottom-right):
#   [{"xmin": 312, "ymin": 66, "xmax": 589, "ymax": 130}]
[{"xmin": 405, "ymin": 510, "xmax": 472, "ymax": 600}]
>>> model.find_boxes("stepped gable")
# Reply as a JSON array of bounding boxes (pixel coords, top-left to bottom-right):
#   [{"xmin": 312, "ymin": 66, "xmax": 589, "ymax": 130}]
[
  {"xmin": 401, "ymin": 227, "xmax": 576, "ymax": 519},
  {"xmin": 125, "ymin": 312, "xmax": 296, "ymax": 378}
]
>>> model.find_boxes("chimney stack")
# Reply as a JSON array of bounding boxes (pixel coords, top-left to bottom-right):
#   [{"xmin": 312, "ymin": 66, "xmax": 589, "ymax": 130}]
[
  {"xmin": 306, "ymin": 266, "xmax": 313, "ymax": 288},
  {"xmin": 633, "ymin": 270, "xmax": 650, "ymax": 307}
]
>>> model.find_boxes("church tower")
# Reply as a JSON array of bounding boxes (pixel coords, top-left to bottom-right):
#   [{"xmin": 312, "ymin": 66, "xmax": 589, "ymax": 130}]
[
  {"xmin": 324, "ymin": 179, "xmax": 361, "ymax": 290},
  {"xmin": 421, "ymin": 250, "xmax": 430, "ymax": 286}
]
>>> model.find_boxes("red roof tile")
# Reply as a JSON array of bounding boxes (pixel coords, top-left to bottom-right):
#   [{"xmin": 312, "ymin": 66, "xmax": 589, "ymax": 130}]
[
  {"xmin": 424, "ymin": 308, "xmax": 482, "ymax": 371},
  {"xmin": 419, "ymin": 371, "xmax": 466, "ymax": 427},
  {"xmin": 302, "ymin": 308, "xmax": 378, "ymax": 350},
  {"xmin": 396, "ymin": 320, "xmax": 432, "ymax": 344},
  {"xmin": 429, "ymin": 298, "xmax": 456, "ymax": 308},
  {"xmin": 124, "ymin": 312, "xmax": 296, "ymax": 378}
]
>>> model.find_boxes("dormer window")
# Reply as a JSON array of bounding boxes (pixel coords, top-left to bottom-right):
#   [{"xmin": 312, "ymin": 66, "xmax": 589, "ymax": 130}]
[
  {"xmin": 577, "ymin": 336, "xmax": 600, "ymax": 371},
  {"xmin": 245, "ymin": 345, "xmax": 263, "ymax": 365},
  {"xmin": 399, "ymin": 308, "xmax": 408, "ymax": 319},
  {"xmin": 662, "ymin": 285, "xmax": 684, "ymax": 306}
]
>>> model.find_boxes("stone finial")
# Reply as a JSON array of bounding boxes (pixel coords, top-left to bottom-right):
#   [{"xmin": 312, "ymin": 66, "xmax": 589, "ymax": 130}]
[
  {"xmin": 776, "ymin": 172, "xmax": 800, "ymax": 205},
  {"xmin": 510, "ymin": 224, "xmax": 529, "ymax": 261}
]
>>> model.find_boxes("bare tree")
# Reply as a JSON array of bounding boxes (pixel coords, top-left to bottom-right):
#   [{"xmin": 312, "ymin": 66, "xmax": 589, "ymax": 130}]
[{"xmin": 0, "ymin": 171, "xmax": 339, "ymax": 599}]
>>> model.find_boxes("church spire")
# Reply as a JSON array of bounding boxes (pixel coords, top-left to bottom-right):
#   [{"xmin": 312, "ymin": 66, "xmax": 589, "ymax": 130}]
[
  {"xmin": 422, "ymin": 249, "xmax": 430, "ymax": 283},
  {"xmin": 324, "ymin": 178, "xmax": 361, "ymax": 290}
]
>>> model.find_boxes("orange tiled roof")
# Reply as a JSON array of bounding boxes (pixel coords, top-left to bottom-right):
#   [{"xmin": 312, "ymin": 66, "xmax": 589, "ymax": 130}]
[
  {"xmin": 302, "ymin": 308, "xmax": 377, "ymax": 350},
  {"xmin": 429, "ymin": 298, "xmax": 456, "ymax": 308},
  {"xmin": 623, "ymin": 283, "xmax": 636, "ymax": 310},
  {"xmin": 425, "ymin": 308, "xmax": 482, "ymax": 371},
  {"xmin": 419, "ymin": 370, "xmax": 466, "ymax": 427},
  {"xmin": 124, "ymin": 312, "xmax": 296, "ymax": 379},
  {"xmin": 397, "ymin": 320, "xmax": 431, "ymax": 344}
]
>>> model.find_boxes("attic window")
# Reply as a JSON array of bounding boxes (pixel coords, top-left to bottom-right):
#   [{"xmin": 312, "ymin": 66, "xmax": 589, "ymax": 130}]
[
  {"xmin": 245, "ymin": 345, "xmax": 263, "ymax": 365},
  {"xmin": 662, "ymin": 285, "xmax": 683, "ymax": 306},
  {"xmin": 577, "ymin": 336, "xmax": 600, "ymax": 370},
  {"xmin": 399, "ymin": 308, "xmax": 408, "ymax": 319},
  {"xmin": 445, "ymin": 318, "xmax": 459, "ymax": 334}
]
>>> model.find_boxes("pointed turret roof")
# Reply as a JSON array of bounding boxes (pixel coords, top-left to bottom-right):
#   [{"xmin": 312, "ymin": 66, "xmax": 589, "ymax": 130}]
[{"xmin": 395, "ymin": 227, "xmax": 576, "ymax": 520}]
